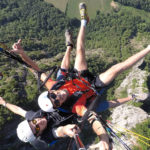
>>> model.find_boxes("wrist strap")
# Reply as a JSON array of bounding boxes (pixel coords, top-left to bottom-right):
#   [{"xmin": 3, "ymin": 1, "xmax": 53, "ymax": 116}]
[
  {"xmin": 52, "ymin": 128, "xmax": 59, "ymax": 138},
  {"xmin": 3, "ymin": 102, "xmax": 7, "ymax": 107},
  {"xmin": 90, "ymin": 117, "xmax": 99, "ymax": 126}
]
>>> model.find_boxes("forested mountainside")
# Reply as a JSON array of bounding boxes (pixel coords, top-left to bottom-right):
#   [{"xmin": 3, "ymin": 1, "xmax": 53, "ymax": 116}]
[
  {"xmin": 0, "ymin": 0, "xmax": 76, "ymax": 127},
  {"xmin": 0, "ymin": 0, "xmax": 150, "ymax": 150},
  {"xmin": 0, "ymin": 0, "xmax": 79, "ymax": 57},
  {"xmin": 114, "ymin": 0, "xmax": 150, "ymax": 12}
]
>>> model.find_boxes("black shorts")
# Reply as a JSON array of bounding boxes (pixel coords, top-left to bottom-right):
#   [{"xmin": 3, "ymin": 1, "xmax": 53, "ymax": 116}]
[
  {"xmin": 57, "ymin": 68, "xmax": 106, "ymax": 88},
  {"xmin": 75, "ymin": 69, "xmax": 106, "ymax": 88}
]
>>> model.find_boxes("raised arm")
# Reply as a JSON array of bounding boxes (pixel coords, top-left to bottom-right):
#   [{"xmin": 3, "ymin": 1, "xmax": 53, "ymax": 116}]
[
  {"xmin": 11, "ymin": 39, "xmax": 53, "ymax": 89},
  {"xmin": 0, "ymin": 97, "xmax": 27, "ymax": 117},
  {"xmin": 11, "ymin": 39, "xmax": 41, "ymax": 72}
]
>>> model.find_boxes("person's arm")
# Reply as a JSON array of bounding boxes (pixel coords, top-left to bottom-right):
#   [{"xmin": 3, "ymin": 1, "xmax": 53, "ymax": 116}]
[
  {"xmin": 11, "ymin": 39, "xmax": 41, "ymax": 72},
  {"xmin": 108, "ymin": 96, "xmax": 132, "ymax": 108},
  {"xmin": 11, "ymin": 39, "xmax": 54, "ymax": 89},
  {"xmin": 74, "ymin": 104, "xmax": 110, "ymax": 149},
  {"xmin": 72, "ymin": 100, "xmax": 109, "ymax": 145},
  {"xmin": 88, "ymin": 111, "xmax": 110, "ymax": 150},
  {"xmin": 0, "ymin": 97, "xmax": 26, "ymax": 117},
  {"xmin": 73, "ymin": 101, "xmax": 110, "ymax": 149},
  {"xmin": 53, "ymin": 124, "xmax": 79, "ymax": 138}
]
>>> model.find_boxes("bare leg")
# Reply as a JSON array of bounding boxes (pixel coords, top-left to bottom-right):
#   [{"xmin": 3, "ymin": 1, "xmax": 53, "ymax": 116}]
[
  {"xmin": 99, "ymin": 46, "xmax": 150, "ymax": 85},
  {"xmin": 61, "ymin": 46, "xmax": 72, "ymax": 70},
  {"xmin": 108, "ymin": 96, "xmax": 132, "ymax": 108},
  {"xmin": 74, "ymin": 25, "xmax": 87, "ymax": 71},
  {"xmin": 74, "ymin": 2, "xmax": 89, "ymax": 71}
]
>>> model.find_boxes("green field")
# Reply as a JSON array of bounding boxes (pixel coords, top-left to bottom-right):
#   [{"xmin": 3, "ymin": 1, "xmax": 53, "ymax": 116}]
[
  {"xmin": 44, "ymin": 0, "xmax": 69, "ymax": 12},
  {"xmin": 44, "ymin": 0, "xmax": 113, "ymax": 19},
  {"xmin": 119, "ymin": 5, "xmax": 150, "ymax": 23},
  {"xmin": 44, "ymin": 0, "xmax": 150, "ymax": 20}
]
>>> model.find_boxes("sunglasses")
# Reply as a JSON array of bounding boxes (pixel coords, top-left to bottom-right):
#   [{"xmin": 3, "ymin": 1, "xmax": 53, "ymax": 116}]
[
  {"xmin": 32, "ymin": 120, "xmax": 40, "ymax": 135},
  {"xmin": 48, "ymin": 92, "xmax": 60, "ymax": 108}
]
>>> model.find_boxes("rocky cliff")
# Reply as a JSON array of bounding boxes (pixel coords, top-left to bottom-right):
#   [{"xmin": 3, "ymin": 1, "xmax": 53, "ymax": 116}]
[{"xmin": 88, "ymin": 59, "xmax": 150, "ymax": 150}]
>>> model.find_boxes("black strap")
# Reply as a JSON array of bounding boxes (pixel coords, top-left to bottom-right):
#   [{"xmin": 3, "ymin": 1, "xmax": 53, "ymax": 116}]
[
  {"xmin": 39, "ymin": 66, "xmax": 57, "ymax": 89},
  {"xmin": 66, "ymin": 43, "xmax": 74, "ymax": 48},
  {"xmin": 74, "ymin": 134, "xmax": 86, "ymax": 150},
  {"xmin": 37, "ymin": 71, "xmax": 43, "ymax": 93},
  {"xmin": 0, "ymin": 47, "xmax": 32, "ymax": 68},
  {"xmin": 90, "ymin": 117, "xmax": 99, "ymax": 126},
  {"xmin": 67, "ymin": 138, "xmax": 74, "ymax": 150},
  {"xmin": 78, "ymin": 95, "xmax": 103, "ymax": 127},
  {"xmin": 99, "ymin": 116, "xmax": 131, "ymax": 150}
]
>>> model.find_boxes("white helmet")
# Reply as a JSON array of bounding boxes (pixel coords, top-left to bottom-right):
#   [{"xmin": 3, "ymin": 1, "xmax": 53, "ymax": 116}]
[
  {"xmin": 16, "ymin": 120, "xmax": 36, "ymax": 143},
  {"xmin": 38, "ymin": 91, "xmax": 55, "ymax": 112}
]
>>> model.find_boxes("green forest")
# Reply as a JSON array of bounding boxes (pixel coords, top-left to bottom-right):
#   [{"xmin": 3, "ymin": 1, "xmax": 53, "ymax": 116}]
[
  {"xmin": 0, "ymin": 0, "xmax": 150, "ymax": 149},
  {"xmin": 114, "ymin": 0, "xmax": 150, "ymax": 12}
]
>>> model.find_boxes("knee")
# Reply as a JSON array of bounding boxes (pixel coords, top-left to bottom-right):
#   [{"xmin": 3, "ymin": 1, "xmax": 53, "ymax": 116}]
[
  {"xmin": 76, "ymin": 48, "xmax": 85, "ymax": 55},
  {"xmin": 76, "ymin": 42, "xmax": 84, "ymax": 51},
  {"xmin": 111, "ymin": 62, "xmax": 125, "ymax": 74},
  {"xmin": 76, "ymin": 48, "xmax": 82, "ymax": 52}
]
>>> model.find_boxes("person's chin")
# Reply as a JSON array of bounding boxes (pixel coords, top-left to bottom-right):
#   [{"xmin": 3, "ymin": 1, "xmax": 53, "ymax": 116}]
[{"xmin": 63, "ymin": 89, "xmax": 69, "ymax": 95}]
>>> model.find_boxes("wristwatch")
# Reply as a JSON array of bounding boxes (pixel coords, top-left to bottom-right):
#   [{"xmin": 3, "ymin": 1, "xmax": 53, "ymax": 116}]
[
  {"xmin": 3, "ymin": 102, "xmax": 7, "ymax": 107},
  {"xmin": 131, "ymin": 94, "xmax": 136, "ymax": 100}
]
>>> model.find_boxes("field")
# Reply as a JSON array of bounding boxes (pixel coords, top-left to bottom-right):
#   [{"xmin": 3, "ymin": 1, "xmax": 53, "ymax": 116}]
[
  {"xmin": 44, "ymin": 0, "xmax": 113, "ymax": 19},
  {"xmin": 44, "ymin": 0, "xmax": 69, "ymax": 12},
  {"xmin": 119, "ymin": 5, "xmax": 150, "ymax": 23}
]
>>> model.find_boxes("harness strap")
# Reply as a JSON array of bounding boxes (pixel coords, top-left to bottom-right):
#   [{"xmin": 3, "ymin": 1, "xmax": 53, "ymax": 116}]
[
  {"xmin": 37, "ymin": 71, "xmax": 43, "ymax": 93},
  {"xmin": 99, "ymin": 116, "xmax": 131, "ymax": 150},
  {"xmin": 48, "ymin": 140, "xmax": 58, "ymax": 147},
  {"xmin": 58, "ymin": 108, "xmax": 70, "ymax": 113},
  {"xmin": 72, "ymin": 73, "xmax": 97, "ymax": 94},
  {"xmin": 71, "ymin": 78, "xmax": 90, "ymax": 94},
  {"xmin": 40, "ymin": 66, "xmax": 57, "ymax": 89}
]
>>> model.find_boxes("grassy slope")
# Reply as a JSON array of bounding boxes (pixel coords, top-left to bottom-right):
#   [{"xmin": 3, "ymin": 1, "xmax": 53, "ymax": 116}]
[
  {"xmin": 45, "ymin": 0, "xmax": 112, "ymax": 19},
  {"xmin": 66, "ymin": 0, "xmax": 104, "ymax": 19},
  {"xmin": 119, "ymin": 5, "xmax": 150, "ymax": 23},
  {"xmin": 44, "ymin": 0, "xmax": 150, "ymax": 21},
  {"xmin": 44, "ymin": 0, "xmax": 69, "ymax": 12},
  {"xmin": 117, "ymin": 3, "xmax": 150, "ymax": 48}
]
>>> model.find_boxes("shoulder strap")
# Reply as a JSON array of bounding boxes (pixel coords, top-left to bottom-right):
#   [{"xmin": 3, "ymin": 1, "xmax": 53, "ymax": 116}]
[
  {"xmin": 59, "ymin": 91, "xmax": 83, "ymax": 112},
  {"xmin": 51, "ymin": 79, "xmax": 66, "ymax": 90},
  {"xmin": 78, "ymin": 88, "xmax": 105, "ymax": 127},
  {"xmin": 40, "ymin": 66, "xmax": 58, "ymax": 90}
]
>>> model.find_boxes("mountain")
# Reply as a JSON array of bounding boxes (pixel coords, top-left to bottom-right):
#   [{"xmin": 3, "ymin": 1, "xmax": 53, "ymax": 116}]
[
  {"xmin": 114, "ymin": 0, "xmax": 150, "ymax": 12},
  {"xmin": 0, "ymin": 0, "xmax": 150, "ymax": 150},
  {"xmin": 45, "ymin": 0, "xmax": 113, "ymax": 19}
]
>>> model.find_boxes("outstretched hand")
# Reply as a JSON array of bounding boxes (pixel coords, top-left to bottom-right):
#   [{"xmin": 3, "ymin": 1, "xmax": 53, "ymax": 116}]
[
  {"xmin": 89, "ymin": 140, "xmax": 110, "ymax": 150},
  {"xmin": 0, "ymin": 97, "xmax": 6, "ymax": 106},
  {"xmin": 11, "ymin": 39, "xmax": 24, "ymax": 54},
  {"xmin": 63, "ymin": 124, "xmax": 80, "ymax": 138},
  {"xmin": 99, "ymin": 140, "xmax": 110, "ymax": 150},
  {"xmin": 146, "ymin": 45, "xmax": 150, "ymax": 50}
]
